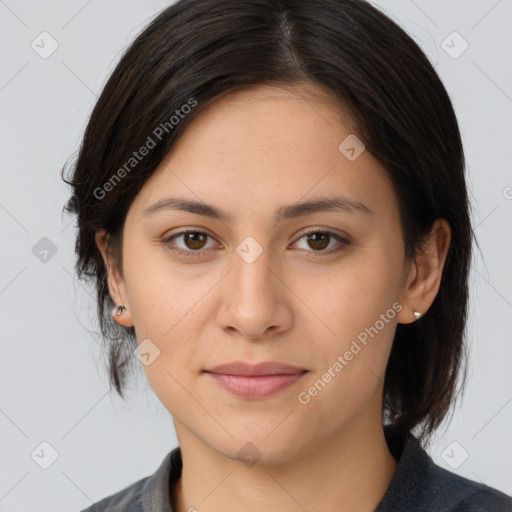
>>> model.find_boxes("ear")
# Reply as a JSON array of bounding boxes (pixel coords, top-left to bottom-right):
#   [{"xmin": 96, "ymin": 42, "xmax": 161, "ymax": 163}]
[
  {"xmin": 397, "ymin": 219, "xmax": 451, "ymax": 324},
  {"xmin": 95, "ymin": 229, "xmax": 134, "ymax": 328}
]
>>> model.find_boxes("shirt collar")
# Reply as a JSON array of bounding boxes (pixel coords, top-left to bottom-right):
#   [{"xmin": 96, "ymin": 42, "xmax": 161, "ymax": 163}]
[
  {"xmin": 141, "ymin": 444, "xmax": 181, "ymax": 511},
  {"xmin": 375, "ymin": 425, "xmax": 436, "ymax": 510}
]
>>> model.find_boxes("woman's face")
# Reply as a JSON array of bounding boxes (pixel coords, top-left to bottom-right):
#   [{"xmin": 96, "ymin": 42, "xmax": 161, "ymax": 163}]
[{"xmin": 105, "ymin": 83, "xmax": 417, "ymax": 463}]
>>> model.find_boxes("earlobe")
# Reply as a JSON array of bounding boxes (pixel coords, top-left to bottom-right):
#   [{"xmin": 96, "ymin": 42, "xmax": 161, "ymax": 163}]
[
  {"xmin": 115, "ymin": 305, "xmax": 127, "ymax": 316},
  {"xmin": 397, "ymin": 219, "xmax": 451, "ymax": 325},
  {"xmin": 398, "ymin": 308, "xmax": 425, "ymax": 324},
  {"xmin": 95, "ymin": 229, "xmax": 134, "ymax": 328},
  {"xmin": 112, "ymin": 303, "xmax": 134, "ymax": 328}
]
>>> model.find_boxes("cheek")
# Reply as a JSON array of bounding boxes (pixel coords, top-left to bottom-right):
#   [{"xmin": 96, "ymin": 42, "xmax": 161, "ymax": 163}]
[
  {"xmin": 294, "ymin": 249, "xmax": 401, "ymax": 397},
  {"xmin": 292, "ymin": 250, "xmax": 401, "ymax": 342},
  {"xmin": 121, "ymin": 251, "xmax": 204, "ymax": 408},
  {"xmin": 122, "ymin": 240, "xmax": 191, "ymax": 338}
]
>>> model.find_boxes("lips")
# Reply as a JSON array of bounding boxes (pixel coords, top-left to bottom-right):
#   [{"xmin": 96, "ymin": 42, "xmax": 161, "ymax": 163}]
[
  {"xmin": 203, "ymin": 361, "xmax": 308, "ymax": 399},
  {"xmin": 204, "ymin": 361, "xmax": 307, "ymax": 376}
]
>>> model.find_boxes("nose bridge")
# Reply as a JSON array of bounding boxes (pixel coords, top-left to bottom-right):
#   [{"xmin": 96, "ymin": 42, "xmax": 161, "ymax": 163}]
[
  {"xmin": 232, "ymin": 234, "xmax": 276, "ymax": 297},
  {"xmin": 214, "ymin": 230, "xmax": 297, "ymax": 339}
]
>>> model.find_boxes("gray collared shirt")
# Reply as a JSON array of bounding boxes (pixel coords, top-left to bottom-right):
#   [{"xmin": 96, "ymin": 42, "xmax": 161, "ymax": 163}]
[{"xmin": 80, "ymin": 427, "xmax": 512, "ymax": 511}]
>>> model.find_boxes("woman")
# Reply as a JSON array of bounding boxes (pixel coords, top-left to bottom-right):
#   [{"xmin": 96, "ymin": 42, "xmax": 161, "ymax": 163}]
[{"xmin": 62, "ymin": 0, "xmax": 512, "ymax": 510}]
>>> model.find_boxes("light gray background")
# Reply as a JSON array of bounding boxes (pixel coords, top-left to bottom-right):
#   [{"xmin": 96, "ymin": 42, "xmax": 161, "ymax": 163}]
[{"xmin": 0, "ymin": 1, "xmax": 511, "ymax": 510}]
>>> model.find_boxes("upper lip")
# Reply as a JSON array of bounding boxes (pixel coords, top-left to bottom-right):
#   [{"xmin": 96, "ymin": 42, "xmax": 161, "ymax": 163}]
[{"xmin": 204, "ymin": 361, "xmax": 307, "ymax": 376}]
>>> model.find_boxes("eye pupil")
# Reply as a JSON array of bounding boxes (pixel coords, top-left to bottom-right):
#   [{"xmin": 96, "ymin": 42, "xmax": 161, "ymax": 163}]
[
  {"xmin": 307, "ymin": 232, "xmax": 329, "ymax": 250},
  {"xmin": 185, "ymin": 232, "xmax": 207, "ymax": 250}
]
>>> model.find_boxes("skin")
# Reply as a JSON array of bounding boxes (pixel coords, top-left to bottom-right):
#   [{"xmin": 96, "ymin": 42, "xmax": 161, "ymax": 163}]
[{"xmin": 96, "ymin": 82, "xmax": 451, "ymax": 512}]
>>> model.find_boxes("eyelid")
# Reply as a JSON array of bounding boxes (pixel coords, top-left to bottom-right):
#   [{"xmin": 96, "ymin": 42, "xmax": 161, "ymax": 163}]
[
  {"xmin": 161, "ymin": 226, "xmax": 350, "ymax": 257},
  {"xmin": 162, "ymin": 228, "xmax": 219, "ymax": 255},
  {"xmin": 296, "ymin": 227, "xmax": 351, "ymax": 244},
  {"xmin": 290, "ymin": 228, "xmax": 350, "ymax": 256}
]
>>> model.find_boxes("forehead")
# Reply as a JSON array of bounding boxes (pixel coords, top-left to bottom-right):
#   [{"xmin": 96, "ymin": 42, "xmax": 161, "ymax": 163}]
[
  {"xmin": 172, "ymin": 82, "xmax": 357, "ymax": 151},
  {"xmin": 129, "ymin": 83, "xmax": 400, "ymax": 230}
]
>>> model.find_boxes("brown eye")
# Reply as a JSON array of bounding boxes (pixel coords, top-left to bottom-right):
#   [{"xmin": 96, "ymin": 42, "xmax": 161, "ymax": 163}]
[
  {"xmin": 294, "ymin": 230, "xmax": 348, "ymax": 254},
  {"xmin": 163, "ymin": 230, "xmax": 216, "ymax": 256},
  {"xmin": 163, "ymin": 228, "xmax": 348, "ymax": 259},
  {"xmin": 182, "ymin": 232, "xmax": 208, "ymax": 250},
  {"xmin": 305, "ymin": 232, "xmax": 330, "ymax": 251}
]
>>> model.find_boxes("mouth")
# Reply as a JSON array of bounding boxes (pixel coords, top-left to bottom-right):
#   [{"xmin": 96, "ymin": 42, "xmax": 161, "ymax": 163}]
[
  {"xmin": 203, "ymin": 361, "xmax": 308, "ymax": 399},
  {"xmin": 204, "ymin": 360, "xmax": 307, "ymax": 376}
]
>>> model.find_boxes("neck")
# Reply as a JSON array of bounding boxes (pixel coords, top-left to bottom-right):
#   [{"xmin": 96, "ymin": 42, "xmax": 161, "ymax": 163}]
[{"xmin": 172, "ymin": 413, "xmax": 397, "ymax": 512}]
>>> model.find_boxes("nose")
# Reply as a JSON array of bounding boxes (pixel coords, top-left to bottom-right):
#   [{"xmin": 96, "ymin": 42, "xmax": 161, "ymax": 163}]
[{"xmin": 217, "ymin": 241, "xmax": 293, "ymax": 339}]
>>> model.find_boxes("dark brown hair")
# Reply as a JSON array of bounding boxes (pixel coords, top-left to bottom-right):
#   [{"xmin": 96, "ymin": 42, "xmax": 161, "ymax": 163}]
[{"xmin": 62, "ymin": 0, "xmax": 476, "ymax": 445}]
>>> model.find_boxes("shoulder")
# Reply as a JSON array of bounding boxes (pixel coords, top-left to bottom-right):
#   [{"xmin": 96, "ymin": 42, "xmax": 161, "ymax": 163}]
[
  {"xmin": 79, "ymin": 477, "xmax": 147, "ymax": 512},
  {"xmin": 429, "ymin": 463, "xmax": 512, "ymax": 511},
  {"xmin": 78, "ymin": 447, "xmax": 181, "ymax": 512},
  {"xmin": 379, "ymin": 427, "xmax": 512, "ymax": 511}
]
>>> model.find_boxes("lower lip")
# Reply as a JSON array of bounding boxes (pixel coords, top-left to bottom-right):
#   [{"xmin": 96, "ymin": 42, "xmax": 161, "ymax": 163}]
[{"xmin": 205, "ymin": 371, "xmax": 307, "ymax": 398}]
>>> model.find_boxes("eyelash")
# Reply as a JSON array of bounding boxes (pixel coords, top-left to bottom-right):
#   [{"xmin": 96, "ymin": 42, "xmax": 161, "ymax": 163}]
[{"xmin": 161, "ymin": 228, "xmax": 349, "ymax": 259}]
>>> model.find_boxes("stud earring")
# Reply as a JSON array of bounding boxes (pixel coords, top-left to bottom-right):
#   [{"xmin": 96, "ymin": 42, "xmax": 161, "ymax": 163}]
[
  {"xmin": 116, "ymin": 305, "xmax": 127, "ymax": 316},
  {"xmin": 413, "ymin": 311, "xmax": 423, "ymax": 320}
]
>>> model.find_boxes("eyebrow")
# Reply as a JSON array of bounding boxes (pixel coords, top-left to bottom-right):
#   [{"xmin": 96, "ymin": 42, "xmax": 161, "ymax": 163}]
[{"xmin": 142, "ymin": 195, "xmax": 373, "ymax": 223}]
